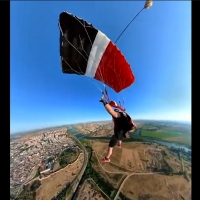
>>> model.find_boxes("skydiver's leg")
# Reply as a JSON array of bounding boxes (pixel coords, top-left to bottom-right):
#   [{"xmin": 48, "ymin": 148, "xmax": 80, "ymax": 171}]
[
  {"xmin": 117, "ymin": 140, "xmax": 122, "ymax": 148},
  {"xmin": 102, "ymin": 135, "xmax": 118, "ymax": 163},
  {"xmin": 105, "ymin": 146, "xmax": 113, "ymax": 159},
  {"xmin": 117, "ymin": 131, "xmax": 124, "ymax": 148}
]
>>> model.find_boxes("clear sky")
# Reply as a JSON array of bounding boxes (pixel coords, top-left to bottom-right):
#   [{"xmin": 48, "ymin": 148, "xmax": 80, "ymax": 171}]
[{"xmin": 10, "ymin": 1, "xmax": 191, "ymax": 134}]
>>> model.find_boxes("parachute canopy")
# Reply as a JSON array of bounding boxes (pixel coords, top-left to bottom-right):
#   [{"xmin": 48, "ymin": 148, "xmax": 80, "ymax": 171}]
[{"xmin": 59, "ymin": 11, "xmax": 135, "ymax": 93}]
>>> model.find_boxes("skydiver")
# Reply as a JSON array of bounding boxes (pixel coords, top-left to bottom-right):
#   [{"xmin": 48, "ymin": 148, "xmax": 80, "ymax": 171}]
[{"xmin": 99, "ymin": 96, "xmax": 137, "ymax": 163}]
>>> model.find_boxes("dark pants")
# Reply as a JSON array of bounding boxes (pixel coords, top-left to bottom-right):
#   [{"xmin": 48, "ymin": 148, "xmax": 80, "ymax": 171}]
[{"xmin": 108, "ymin": 131, "xmax": 125, "ymax": 147}]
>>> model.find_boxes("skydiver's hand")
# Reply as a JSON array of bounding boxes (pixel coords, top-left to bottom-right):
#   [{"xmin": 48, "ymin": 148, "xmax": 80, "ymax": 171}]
[
  {"xmin": 99, "ymin": 98, "xmax": 104, "ymax": 103},
  {"xmin": 99, "ymin": 96, "xmax": 108, "ymax": 105},
  {"xmin": 126, "ymin": 135, "xmax": 130, "ymax": 139}
]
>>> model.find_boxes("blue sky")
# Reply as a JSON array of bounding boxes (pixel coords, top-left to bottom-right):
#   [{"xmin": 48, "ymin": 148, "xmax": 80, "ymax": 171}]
[{"xmin": 10, "ymin": 1, "xmax": 191, "ymax": 134}]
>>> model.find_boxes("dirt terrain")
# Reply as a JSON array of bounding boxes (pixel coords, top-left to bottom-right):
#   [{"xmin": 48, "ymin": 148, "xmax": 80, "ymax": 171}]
[
  {"xmin": 75, "ymin": 121, "xmax": 113, "ymax": 136},
  {"xmin": 92, "ymin": 141, "xmax": 185, "ymax": 173},
  {"xmin": 35, "ymin": 153, "xmax": 84, "ymax": 200},
  {"xmin": 77, "ymin": 179, "xmax": 106, "ymax": 200},
  {"xmin": 91, "ymin": 141, "xmax": 191, "ymax": 200},
  {"xmin": 121, "ymin": 174, "xmax": 191, "ymax": 200}
]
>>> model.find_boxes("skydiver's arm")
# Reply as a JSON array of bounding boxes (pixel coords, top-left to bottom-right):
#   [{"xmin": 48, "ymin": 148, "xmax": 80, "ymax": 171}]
[
  {"xmin": 104, "ymin": 103, "xmax": 120, "ymax": 118},
  {"xmin": 101, "ymin": 101, "xmax": 120, "ymax": 118}
]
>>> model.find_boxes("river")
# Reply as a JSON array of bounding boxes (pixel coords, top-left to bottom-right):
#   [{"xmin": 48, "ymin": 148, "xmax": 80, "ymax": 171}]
[{"xmin": 69, "ymin": 127, "xmax": 191, "ymax": 152}]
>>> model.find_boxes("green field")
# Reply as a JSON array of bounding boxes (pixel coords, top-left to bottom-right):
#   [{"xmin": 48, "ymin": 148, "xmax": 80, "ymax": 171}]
[
  {"xmin": 141, "ymin": 130, "xmax": 191, "ymax": 145},
  {"xmin": 139, "ymin": 121, "xmax": 191, "ymax": 135},
  {"xmin": 141, "ymin": 131, "xmax": 182, "ymax": 138}
]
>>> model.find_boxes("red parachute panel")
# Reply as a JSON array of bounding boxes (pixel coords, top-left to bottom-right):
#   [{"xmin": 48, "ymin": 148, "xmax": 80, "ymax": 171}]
[{"xmin": 94, "ymin": 41, "xmax": 135, "ymax": 93}]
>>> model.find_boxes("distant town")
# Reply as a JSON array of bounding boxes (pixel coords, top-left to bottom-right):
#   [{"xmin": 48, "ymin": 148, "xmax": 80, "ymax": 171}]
[{"xmin": 10, "ymin": 128, "xmax": 76, "ymax": 195}]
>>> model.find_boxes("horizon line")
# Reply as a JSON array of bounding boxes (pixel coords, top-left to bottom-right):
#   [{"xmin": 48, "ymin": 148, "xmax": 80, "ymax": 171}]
[{"xmin": 10, "ymin": 118, "xmax": 191, "ymax": 135}]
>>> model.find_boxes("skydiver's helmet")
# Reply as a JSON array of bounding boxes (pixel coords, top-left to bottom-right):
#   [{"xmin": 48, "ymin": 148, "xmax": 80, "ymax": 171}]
[
  {"xmin": 109, "ymin": 101, "xmax": 126, "ymax": 112},
  {"xmin": 109, "ymin": 101, "xmax": 118, "ymax": 107}
]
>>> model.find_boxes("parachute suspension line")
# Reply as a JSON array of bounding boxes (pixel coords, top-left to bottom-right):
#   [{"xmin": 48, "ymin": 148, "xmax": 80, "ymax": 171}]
[
  {"xmin": 74, "ymin": 18, "xmax": 110, "ymax": 94},
  {"xmin": 114, "ymin": 7, "xmax": 144, "ymax": 44},
  {"xmin": 59, "ymin": 24, "xmax": 85, "ymax": 79},
  {"xmin": 99, "ymin": 58, "xmax": 110, "ymax": 92},
  {"xmin": 97, "ymin": 55, "xmax": 126, "ymax": 111},
  {"xmin": 79, "ymin": 35, "xmax": 89, "ymax": 57},
  {"xmin": 76, "ymin": 61, "xmax": 102, "ymax": 92},
  {"xmin": 59, "ymin": 23, "xmax": 88, "ymax": 62},
  {"xmin": 76, "ymin": 16, "xmax": 109, "ymax": 91},
  {"xmin": 75, "ymin": 17, "xmax": 93, "ymax": 47},
  {"xmin": 97, "ymin": 56, "xmax": 119, "ymax": 104},
  {"xmin": 63, "ymin": 59, "xmax": 83, "ymax": 75},
  {"xmin": 112, "ymin": 59, "xmax": 122, "ymax": 108},
  {"xmin": 77, "ymin": 17, "xmax": 107, "ymax": 90},
  {"xmin": 60, "ymin": 22, "xmax": 103, "ymax": 93},
  {"xmin": 98, "ymin": 57, "xmax": 126, "ymax": 109},
  {"xmin": 75, "ymin": 15, "xmax": 133, "ymax": 101},
  {"xmin": 121, "ymin": 91, "xmax": 127, "ymax": 111},
  {"xmin": 86, "ymin": 78, "xmax": 102, "ymax": 92},
  {"xmin": 102, "ymin": 85, "xmax": 110, "ymax": 103},
  {"xmin": 112, "ymin": 58, "xmax": 126, "ymax": 110},
  {"xmin": 63, "ymin": 34, "xmax": 88, "ymax": 62},
  {"xmin": 122, "ymin": 98, "xmax": 124, "ymax": 109},
  {"xmin": 63, "ymin": 59, "xmax": 102, "ymax": 92},
  {"xmin": 78, "ymin": 30, "xmax": 106, "ymax": 92},
  {"xmin": 60, "ymin": 21, "xmax": 90, "ymax": 62},
  {"xmin": 82, "ymin": 21, "xmax": 93, "ymax": 47},
  {"xmin": 89, "ymin": 55, "xmax": 110, "ymax": 96}
]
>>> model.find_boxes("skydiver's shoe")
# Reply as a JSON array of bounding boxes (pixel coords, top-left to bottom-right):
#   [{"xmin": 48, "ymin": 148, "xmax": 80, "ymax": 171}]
[{"xmin": 102, "ymin": 157, "xmax": 110, "ymax": 163}]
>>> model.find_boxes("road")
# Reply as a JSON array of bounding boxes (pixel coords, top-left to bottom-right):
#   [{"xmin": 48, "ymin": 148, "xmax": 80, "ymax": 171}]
[
  {"xmin": 67, "ymin": 133, "xmax": 88, "ymax": 200},
  {"xmin": 113, "ymin": 171, "xmax": 164, "ymax": 200}
]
